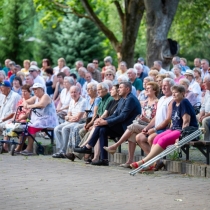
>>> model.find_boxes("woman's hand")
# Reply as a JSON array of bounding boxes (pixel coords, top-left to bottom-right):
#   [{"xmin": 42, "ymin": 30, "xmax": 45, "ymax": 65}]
[
  {"xmin": 140, "ymin": 115, "xmax": 150, "ymax": 123},
  {"xmin": 147, "ymin": 128, "xmax": 155, "ymax": 135}
]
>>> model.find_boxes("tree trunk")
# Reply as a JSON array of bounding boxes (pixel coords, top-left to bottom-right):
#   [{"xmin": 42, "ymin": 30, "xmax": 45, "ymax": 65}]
[
  {"xmin": 118, "ymin": 0, "xmax": 145, "ymax": 67},
  {"xmin": 144, "ymin": 0, "xmax": 179, "ymax": 69}
]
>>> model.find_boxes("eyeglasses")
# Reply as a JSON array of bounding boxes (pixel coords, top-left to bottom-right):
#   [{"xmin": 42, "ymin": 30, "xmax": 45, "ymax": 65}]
[
  {"xmin": 93, "ymin": 62, "xmax": 98, "ymax": 64},
  {"xmin": 106, "ymin": 74, "xmax": 112, "ymax": 76},
  {"xmin": 29, "ymin": 70, "xmax": 35, "ymax": 73},
  {"xmin": 86, "ymin": 88, "xmax": 92, "ymax": 91}
]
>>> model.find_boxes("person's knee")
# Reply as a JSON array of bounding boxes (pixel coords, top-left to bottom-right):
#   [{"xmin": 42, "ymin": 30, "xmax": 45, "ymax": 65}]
[{"xmin": 136, "ymin": 133, "xmax": 146, "ymax": 144}]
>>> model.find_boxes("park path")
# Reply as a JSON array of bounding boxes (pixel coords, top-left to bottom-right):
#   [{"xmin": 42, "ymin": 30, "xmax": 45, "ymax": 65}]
[{"xmin": 0, "ymin": 155, "xmax": 210, "ymax": 210}]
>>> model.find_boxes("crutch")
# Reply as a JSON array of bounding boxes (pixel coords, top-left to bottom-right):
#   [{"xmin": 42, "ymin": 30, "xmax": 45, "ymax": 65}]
[{"xmin": 129, "ymin": 129, "xmax": 202, "ymax": 176}]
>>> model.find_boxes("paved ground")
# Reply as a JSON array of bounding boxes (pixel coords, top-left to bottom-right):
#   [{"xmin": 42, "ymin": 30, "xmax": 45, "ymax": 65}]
[{"xmin": 1, "ymin": 154, "xmax": 210, "ymax": 210}]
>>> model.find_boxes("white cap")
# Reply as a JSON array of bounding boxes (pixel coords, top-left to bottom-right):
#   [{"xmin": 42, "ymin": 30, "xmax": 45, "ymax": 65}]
[
  {"xmin": 31, "ymin": 83, "xmax": 45, "ymax": 90},
  {"xmin": 184, "ymin": 69, "xmax": 194, "ymax": 77},
  {"xmin": 29, "ymin": 65, "xmax": 39, "ymax": 71}
]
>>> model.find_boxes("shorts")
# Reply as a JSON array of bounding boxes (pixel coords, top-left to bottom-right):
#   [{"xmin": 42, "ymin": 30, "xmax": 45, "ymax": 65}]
[
  {"xmin": 28, "ymin": 126, "xmax": 43, "ymax": 135},
  {"xmin": 127, "ymin": 123, "xmax": 146, "ymax": 143}
]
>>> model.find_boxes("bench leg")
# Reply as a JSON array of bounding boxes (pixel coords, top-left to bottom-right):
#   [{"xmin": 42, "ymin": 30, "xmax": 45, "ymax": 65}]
[
  {"xmin": 207, "ymin": 146, "xmax": 210, "ymax": 165},
  {"xmin": 118, "ymin": 145, "xmax": 121, "ymax": 153}
]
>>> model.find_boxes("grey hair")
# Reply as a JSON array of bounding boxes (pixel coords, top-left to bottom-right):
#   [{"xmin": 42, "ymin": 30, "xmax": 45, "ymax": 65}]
[
  {"xmin": 62, "ymin": 67, "xmax": 71, "ymax": 72},
  {"xmin": 133, "ymin": 63, "xmax": 143, "ymax": 70},
  {"xmin": 97, "ymin": 82, "xmax": 109, "ymax": 91},
  {"xmin": 70, "ymin": 85, "xmax": 80, "ymax": 93},
  {"xmin": 64, "ymin": 76, "xmax": 74, "ymax": 85},
  {"xmin": 173, "ymin": 64, "xmax": 182, "ymax": 71},
  {"xmin": 30, "ymin": 61, "xmax": 38, "ymax": 66},
  {"xmin": 119, "ymin": 81, "xmax": 132, "ymax": 92},
  {"xmin": 26, "ymin": 74, "xmax": 34, "ymax": 80},
  {"xmin": 103, "ymin": 80, "xmax": 113, "ymax": 90},
  {"xmin": 128, "ymin": 68, "xmax": 137, "ymax": 75},
  {"xmin": 79, "ymin": 67, "xmax": 87, "ymax": 73},
  {"xmin": 144, "ymin": 76, "xmax": 154, "ymax": 82},
  {"xmin": 173, "ymin": 56, "xmax": 180, "ymax": 63},
  {"xmin": 117, "ymin": 75, "xmax": 128, "ymax": 82},
  {"xmin": 104, "ymin": 56, "xmax": 112, "ymax": 63},
  {"xmin": 87, "ymin": 63, "xmax": 95, "ymax": 69},
  {"xmin": 179, "ymin": 78, "xmax": 190, "ymax": 87},
  {"xmin": 204, "ymin": 74, "xmax": 210, "ymax": 82},
  {"xmin": 163, "ymin": 78, "xmax": 175, "ymax": 87},
  {"xmin": 87, "ymin": 82, "xmax": 97, "ymax": 90},
  {"xmin": 165, "ymin": 71, "xmax": 175, "ymax": 79},
  {"xmin": 120, "ymin": 61, "xmax": 127, "ymax": 67},
  {"xmin": 154, "ymin": 60, "xmax": 162, "ymax": 66},
  {"xmin": 201, "ymin": 59, "xmax": 209, "ymax": 65},
  {"xmin": 0, "ymin": 70, "xmax": 6, "ymax": 78},
  {"xmin": 75, "ymin": 60, "xmax": 84, "ymax": 66}
]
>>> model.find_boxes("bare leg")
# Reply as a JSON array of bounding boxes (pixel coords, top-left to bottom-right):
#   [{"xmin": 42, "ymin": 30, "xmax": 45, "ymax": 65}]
[
  {"xmin": 126, "ymin": 141, "xmax": 136, "ymax": 164},
  {"xmin": 136, "ymin": 133, "xmax": 150, "ymax": 154},
  {"xmin": 15, "ymin": 136, "xmax": 26, "ymax": 152},
  {"xmin": 148, "ymin": 133, "xmax": 157, "ymax": 146},
  {"xmin": 92, "ymin": 140, "xmax": 100, "ymax": 162},
  {"xmin": 81, "ymin": 127, "xmax": 95, "ymax": 147},
  {"xmin": 24, "ymin": 135, "xmax": 34, "ymax": 152}
]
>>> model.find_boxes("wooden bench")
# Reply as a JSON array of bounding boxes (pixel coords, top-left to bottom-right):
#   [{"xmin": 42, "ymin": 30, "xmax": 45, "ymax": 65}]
[
  {"xmin": 181, "ymin": 141, "xmax": 210, "ymax": 164},
  {"xmin": 41, "ymin": 128, "xmax": 54, "ymax": 145}
]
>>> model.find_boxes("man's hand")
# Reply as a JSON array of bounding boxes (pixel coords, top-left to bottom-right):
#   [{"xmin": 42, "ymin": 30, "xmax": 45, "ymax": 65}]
[{"xmin": 94, "ymin": 118, "xmax": 107, "ymax": 126}]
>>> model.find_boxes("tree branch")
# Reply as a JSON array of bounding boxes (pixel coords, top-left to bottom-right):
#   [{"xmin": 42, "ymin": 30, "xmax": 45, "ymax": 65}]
[
  {"xmin": 113, "ymin": 1, "xmax": 124, "ymax": 26},
  {"xmin": 80, "ymin": 0, "xmax": 120, "ymax": 50}
]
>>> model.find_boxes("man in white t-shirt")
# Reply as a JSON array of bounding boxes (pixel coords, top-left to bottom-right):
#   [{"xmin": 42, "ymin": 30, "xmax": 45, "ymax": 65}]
[
  {"xmin": 29, "ymin": 65, "xmax": 46, "ymax": 92},
  {"xmin": 153, "ymin": 60, "xmax": 167, "ymax": 74},
  {"xmin": 184, "ymin": 69, "xmax": 201, "ymax": 103},
  {"xmin": 53, "ymin": 86, "xmax": 86, "ymax": 157}
]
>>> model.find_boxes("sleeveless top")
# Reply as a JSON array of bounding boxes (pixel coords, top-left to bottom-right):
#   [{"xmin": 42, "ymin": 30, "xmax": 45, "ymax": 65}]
[
  {"xmin": 30, "ymin": 96, "xmax": 58, "ymax": 128},
  {"xmin": 155, "ymin": 95, "xmax": 173, "ymax": 127},
  {"xmin": 142, "ymin": 100, "xmax": 158, "ymax": 120}
]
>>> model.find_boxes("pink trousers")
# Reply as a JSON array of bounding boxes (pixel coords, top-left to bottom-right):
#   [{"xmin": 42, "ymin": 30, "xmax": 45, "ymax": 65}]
[{"xmin": 153, "ymin": 129, "xmax": 181, "ymax": 149}]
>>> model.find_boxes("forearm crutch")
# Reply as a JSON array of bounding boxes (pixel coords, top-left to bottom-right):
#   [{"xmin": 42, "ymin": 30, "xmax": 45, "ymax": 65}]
[{"xmin": 129, "ymin": 129, "xmax": 202, "ymax": 176}]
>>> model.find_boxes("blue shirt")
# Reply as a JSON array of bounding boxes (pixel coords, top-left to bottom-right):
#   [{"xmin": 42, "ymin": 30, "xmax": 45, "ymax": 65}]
[
  {"xmin": 9, "ymin": 74, "xmax": 15, "ymax": 84},
  {"xmin": 171, "ymin": 98, "xmax": 198, "ymax": 130},
  {"xmin": 78, "ymin": 77, "xmax": 86, "ymax": 86},
  {"xmin": 139, "ymin": 71, "xmax": 148, "ymax": 83}
]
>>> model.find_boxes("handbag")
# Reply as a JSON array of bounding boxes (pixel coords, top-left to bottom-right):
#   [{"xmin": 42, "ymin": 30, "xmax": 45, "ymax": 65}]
[{"xmin": 5, "ymin": 123, "xmax": 25, "ymax": 136}]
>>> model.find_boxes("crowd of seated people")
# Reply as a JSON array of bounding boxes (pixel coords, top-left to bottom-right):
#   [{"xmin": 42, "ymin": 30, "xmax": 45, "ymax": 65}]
[{"xmin": 0, "ymin": 55, "xmax": 209, "ymax": 170}]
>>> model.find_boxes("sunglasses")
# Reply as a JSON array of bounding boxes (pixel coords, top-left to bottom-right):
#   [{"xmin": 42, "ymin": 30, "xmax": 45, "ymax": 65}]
[
  {"xmin": 29, "ymin": 70, "xmax": 35, "ymax": 72},
  {"xmin": 106, "ymin": 74, "xmax": 113, "ymax": 76}
]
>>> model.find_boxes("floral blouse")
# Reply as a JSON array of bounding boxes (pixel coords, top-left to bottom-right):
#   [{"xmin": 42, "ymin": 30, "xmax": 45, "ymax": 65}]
[{"xmin": 142, "ymin": 100, "xmax": 158, "ymax": 120}]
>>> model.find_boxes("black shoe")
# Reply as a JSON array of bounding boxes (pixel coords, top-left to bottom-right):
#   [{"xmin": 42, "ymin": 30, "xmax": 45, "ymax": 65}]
[
  {"xmin": 65, "ymin": 153, "xmax": 75, "ymax": 161},
  {"xmin": 91, "ymin": 159, "xmax": 109, "ymax": 166},
  {"xmin": 52, "ymin": 153, "xmax": 66, "ymax": 158},
  {"xmin": 73, "ymin": 146, "xmax": 92, "ymax": 154}
]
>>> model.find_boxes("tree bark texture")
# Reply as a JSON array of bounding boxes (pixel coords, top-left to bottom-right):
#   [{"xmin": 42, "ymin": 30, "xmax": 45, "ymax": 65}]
[
  {"xmin": 144, "ymin": 0, "xmax": 179, "ymax": 69},
  {"xmin": 80, "ymin": 0, "xmax": 145, "ymax": 67}
]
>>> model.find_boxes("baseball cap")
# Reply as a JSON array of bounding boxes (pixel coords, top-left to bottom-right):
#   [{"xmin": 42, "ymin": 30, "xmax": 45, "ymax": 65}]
[
  {"xmin": 0, "ymin": 80, "xmax": 11, "ymax": 87},
  {"xmin": 9, "ymin": 61, "xmax": 16, "ymax": 66},
  {"xmin": 138, "ymin": 57, "xmax": 144, "ymax": 62},
  {"xmin": 29, "ymin": 65, "xmax": 39, "ymax": 72},
  {"xmin": 31, "ymin": 83, "xmax": 45, "ymax": 90}
]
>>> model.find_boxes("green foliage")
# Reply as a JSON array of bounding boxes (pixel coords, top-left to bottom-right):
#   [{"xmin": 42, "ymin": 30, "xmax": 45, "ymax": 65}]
[
  {"xmin": 169, "ymin": 0, "xmax": 210, "ymax": 66},
  {"xmin": 51, "ymin": 14, "xmax": 106, "ymax": 67},
  {"xmin": 0, "ymin": 0, "xmax": 36, "ymax": 64},
  {"xmin": 168, "ymin": 150, "xmax": 180, "ymax": 161}
]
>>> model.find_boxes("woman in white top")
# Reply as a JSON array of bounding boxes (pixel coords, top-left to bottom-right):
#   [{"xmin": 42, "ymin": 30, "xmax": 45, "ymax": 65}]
[
  {"xmin": 56, "ymin": 76, "xmax": 75, "ymax": 123},
  {"xmin": 21, "ymin": 83, "xmax": 58, "ymax": 156}
]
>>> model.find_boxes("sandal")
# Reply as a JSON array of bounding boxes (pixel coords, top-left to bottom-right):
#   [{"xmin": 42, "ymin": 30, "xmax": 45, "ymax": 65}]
[
  {"xmin": 85, "ymin": 159, "xmax": 92, "ymax": 164},
  {"xmin": 154, "ymin": 161, "xmax": 165, "ymax": 171},
  {"xmin": 130, "ymin": 159, "xmax": 145, "ymax": 169}
]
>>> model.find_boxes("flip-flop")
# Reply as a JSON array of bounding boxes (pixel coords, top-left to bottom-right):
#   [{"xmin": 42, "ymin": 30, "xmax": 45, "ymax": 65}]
[
  {"xmin": 119, "ymin": 163, "xmax": 132, "ymax": 169},
  {"xmin": 20, "ymin": 150, "xmax": 34, "ymax": 156}
]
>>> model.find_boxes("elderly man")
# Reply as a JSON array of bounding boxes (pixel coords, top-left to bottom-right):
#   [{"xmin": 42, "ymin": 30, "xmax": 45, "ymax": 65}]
[
  {"xmin": 184, "ymin": 69, "xmax": 201, "ymax": 103},
  {"xmin": 62, "ymin": 66, "xmax": 71, "ymax": 76},
  {"xmin": 92, "ymin": 59, "xmax": 101, "ymax": 71},
  {"xmin": 153, "ymin": 60, "xmax": 167, "ymax": 74},
  {"xmin": 75, "ymin": 81, "xmax": 141, "ymax": 166},
  {"xmin": 29, "ymin": 65, "xmax": 46, "ymax": 91},
  {"xmin": 127, "ymin": 68, "xmax": 143, "ymax": 96},
  {"xmin": 82, "ymin": 72, "xmax": 98, "ymax": 98},
  {"xmin": 134, "ymin": 63, "xmax": 148, "ymax": 82},
  {"xmin": 201, "ymin": 59, "xmax": 210, "ymax": 79},
  {"xmin": 171, "ymin": 56, "xmax": 186, "ymax": 74},
  {"xmin": 71, "ymin": 61, "xmax": 84, "ymax": 79},
  {"xmin": 53, "ymin": 86, "xmax": 86, "ymax": 158},
  {"xmin": 87, "ymin": 63, "xmax": 102, "ymax": 82},
  {"xmin": 0, "ymin": 81, "xmax": 21, "ymax": 151},
  {"xmin": 194, "ymin": 58, "xmax": 201, "ymax": 69},
  {"xmin": 116, "ymin": 61, "xmax": 128, "ymax": 79},
  {"xmin": 199, "ymin": 75, "xmax": 210, "ymax": 141},
  {"xmin": 2, "ymin": 59, "xmax": 11, "ymax": 76}
]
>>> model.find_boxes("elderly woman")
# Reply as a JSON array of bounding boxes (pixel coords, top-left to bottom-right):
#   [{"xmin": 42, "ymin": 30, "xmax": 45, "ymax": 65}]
[
  {"xmin": 165, "ymin": 71, "xmax": 175, "ymax": 80},
  {"xmin": 148, "ymin": 70, "xmax": 159, "ymax": 82},
  {"xmin": 138, "ymin": 76, "xmax": 154, "ymax": 104},
  {"xmin": 12, "ymin": 85, "xmax": 31, "ymax": 153},
  {"xmin": 179, "ymin": 78, "xmax": 197, "ymax": 106},
  {"xmin": 16, "ymin": 71, "xmax": 26, "ymax": 85},
  {"xmin": 12, "ymin": 76, "xmax": 22, "ymax": 95},
  {"xmin": 156, "ymin": 74, "xmax": 166, "ymax": 99},
  {"xmin": 56, "ymin": 76, "xmax": 74, "ymax": 123},
  {"xmin": 174, "ymin": 65, "xmax": 185, "ymax": 84},
  {"xmin": 104, "ymin": 82, "xmax": 159, "ymax": 167},
  {"xmin": 53, "ymin": 58, "xmax": 67, "ymax": 75},
  {"xmin": 103, "ymin": 69, "xmax": 117, "ymax": 85},
  {"xmin": 101, "ymin": 56, "xmax": 116, "ymax": 80},
  {"xmin": 21, "ymin": 83, "xmax": 58, "ymax": 156},
  {"xmin": 130, "ymin": 85, "xmax": 198, "ymax": 169},
  {"xmin": 193, "ymin": 68, "xmax": 204, "ymax": 90},
  {"xmin": 0, "ymin": 70, "xmax": 6, "ymax": 83}
]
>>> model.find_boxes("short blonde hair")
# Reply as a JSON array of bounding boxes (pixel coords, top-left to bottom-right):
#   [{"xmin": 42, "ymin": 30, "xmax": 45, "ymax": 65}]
[
  {"xmin": 156, "ymin": 74, "xmax": 166, "ymax": 80},
  {"xmin": 23, "ymin": 60, "xmax": 30, "ymax": 65},
  {"xmin": 149, "ymin": 70, "xmax": 159, "ymax": 77}
]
